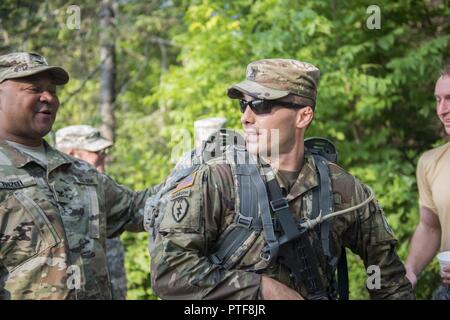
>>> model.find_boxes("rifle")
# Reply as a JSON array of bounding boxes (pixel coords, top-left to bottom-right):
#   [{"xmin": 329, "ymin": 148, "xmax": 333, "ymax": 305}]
[{"xmin": 277, "ymin": 220, "xmax": 330, "ymax": 300}]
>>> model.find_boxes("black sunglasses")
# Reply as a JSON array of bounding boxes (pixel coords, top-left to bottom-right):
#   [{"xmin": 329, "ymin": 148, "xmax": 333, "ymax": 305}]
[{"xmin": 239, "ymin": 99, "xmax": 306, "ymax": 115}]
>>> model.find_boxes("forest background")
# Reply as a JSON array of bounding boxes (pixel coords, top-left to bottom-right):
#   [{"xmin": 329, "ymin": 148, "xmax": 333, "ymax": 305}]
[{"xmin": 1, "ymin": 0, "xmax": 449, "ymax": 299}]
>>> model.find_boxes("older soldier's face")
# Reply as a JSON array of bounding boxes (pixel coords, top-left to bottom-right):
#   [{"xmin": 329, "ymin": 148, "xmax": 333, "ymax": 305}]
[
  {"xmin": 0, "ymin": 72, "xmax": 59, "ymax": 146},
  {"xmin": 240, "ymin": 94, "xmax": 300, "ymax": 157},
  {"xmin": 435, "ymin": 76, "xmax": 450, "ymax": 135}
]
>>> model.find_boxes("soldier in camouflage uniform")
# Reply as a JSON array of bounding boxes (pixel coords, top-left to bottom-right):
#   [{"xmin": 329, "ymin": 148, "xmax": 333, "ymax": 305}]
[
  {"xmin": 0, "ymin": 52, "xmax": 155, "ymax": 299},
  {"xmin": 148, "ymin": 59, "xmax": 415, "ymax": 299},
  {"xmin": 55, "ymin": 125, "xmax": 128, "ymax": 300}
]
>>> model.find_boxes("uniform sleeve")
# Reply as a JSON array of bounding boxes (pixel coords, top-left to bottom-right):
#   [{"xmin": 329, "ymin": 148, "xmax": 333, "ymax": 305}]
[
  {"xmin": 150, "ymin": 165, "xmax": 261, "ymax": 300},
  {"xmin": 345, "ymin": 180, "xmax": 415, "ymax": 300},
  {"xmin": 416, "ymin": 154, "xmax": 437, "ymax": 214},
  {"xmin": 99, "ymin": 173, "xmax": 156, "ymax": 237},
  {"xmin": 0, "ymin": 263, "xmax": 10, "ymax": 300}
]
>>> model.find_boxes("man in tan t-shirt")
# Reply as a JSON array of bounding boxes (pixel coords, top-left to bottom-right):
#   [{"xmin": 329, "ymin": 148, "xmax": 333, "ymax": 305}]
[{"xmin": 405, "ymin": 65, "xmax": 450, "ymax": 299}]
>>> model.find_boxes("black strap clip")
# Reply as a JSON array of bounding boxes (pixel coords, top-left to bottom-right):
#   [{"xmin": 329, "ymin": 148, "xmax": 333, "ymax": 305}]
[
  {"xmin": 209, "ymin": 253, "xmax": 223, "ymax": 265},
  {"xmin": 270, "ymin": 198, "xmax": 289, "ymax": 212},
  {"xmin": 235, "ymin": 214, "xmax": 253, "ymax": 229}
]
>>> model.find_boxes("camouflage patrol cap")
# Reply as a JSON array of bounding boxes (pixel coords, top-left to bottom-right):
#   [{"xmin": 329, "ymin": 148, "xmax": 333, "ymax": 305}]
[
  {"xmin": 227, "ymin": 58, "xmax": 320, "ymax": 107},
  {"xmin": 0, "ymin": 52, "xmax": 69, "ymax": 85},
  {"xmin": 55, "ymin": 125, "xmax": 112, "ymax": 152}
]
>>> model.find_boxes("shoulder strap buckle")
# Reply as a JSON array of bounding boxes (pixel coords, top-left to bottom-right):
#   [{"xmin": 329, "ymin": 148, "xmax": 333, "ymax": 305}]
[
  {"xmin": 270, "ymin": 198, "xmax": 289, "ymax": 212},
  {"xmin": 259, "ymin": 251, "xmax": 271, "ymax": 262},
  {"xmin": 235, "ymin": 214, "xmax": 253, "ymax": 229}
]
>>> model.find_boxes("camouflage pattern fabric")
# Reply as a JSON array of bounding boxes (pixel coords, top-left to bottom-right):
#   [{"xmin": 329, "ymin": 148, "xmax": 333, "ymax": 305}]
[
  {"xmin": 55, "ymin": 125, "xmax": 112, "ymax": 153},
  {"xmin": 106, "ymin": 237, "xmax": 127, "ymax": 300},
  {"xmin": 0, "ymin": 52, "xmax": 69, "ymax": 85},
  {"xmin": 149, "ymin": 152, "xmax": 415, "ymax": 300},
  {"xmin": 227, "ymin": 58, "xmax": 320, "ymax": 107},
  {"xmin": 432, "ymin": 284, "xmax": 450, "ymax": 300},
  {"xmin": 0, "ymin": 140, "xmax": 152, "ymax": 299}
]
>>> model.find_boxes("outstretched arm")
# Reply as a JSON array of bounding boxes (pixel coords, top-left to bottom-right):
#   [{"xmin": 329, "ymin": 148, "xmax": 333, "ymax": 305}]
[{"xmin": 405, "ymin": 206, "xmax": 441, "ymax": 287}]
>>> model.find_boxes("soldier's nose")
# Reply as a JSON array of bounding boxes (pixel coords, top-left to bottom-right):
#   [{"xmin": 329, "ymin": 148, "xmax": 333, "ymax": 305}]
[{"xmin": 241, "ymin": 106, "xmax": 255, "ymax": 125}]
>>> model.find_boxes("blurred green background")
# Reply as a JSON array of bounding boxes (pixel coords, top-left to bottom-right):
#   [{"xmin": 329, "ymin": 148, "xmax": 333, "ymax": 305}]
[{"xmin": 1, "ymin": 0, "xmax": 448, "ymax": 299}]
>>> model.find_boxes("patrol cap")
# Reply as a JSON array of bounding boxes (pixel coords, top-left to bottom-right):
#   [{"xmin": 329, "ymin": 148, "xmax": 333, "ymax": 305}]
[
  {"xmin": 227, "ymin": 58, "xmax": 320, "ymax": 107},
  {"xmin": 0, "ymin": 52, "xmax": 69, "ymax": 85},
  {"xmin": 55, "ymin": 125, "xmax": 112, "ymax": 152}
]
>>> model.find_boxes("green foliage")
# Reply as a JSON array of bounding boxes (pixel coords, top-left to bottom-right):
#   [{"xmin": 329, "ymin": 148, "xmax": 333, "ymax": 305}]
[{"xmin": 1, "ymin": 0, "xmax": 449, "ymax": 299}]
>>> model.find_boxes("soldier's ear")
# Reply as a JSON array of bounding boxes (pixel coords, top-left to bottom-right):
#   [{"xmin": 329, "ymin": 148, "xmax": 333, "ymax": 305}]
[{"xmin": 295, "ymin": 106, "xmax": 314, "ymax": 130}]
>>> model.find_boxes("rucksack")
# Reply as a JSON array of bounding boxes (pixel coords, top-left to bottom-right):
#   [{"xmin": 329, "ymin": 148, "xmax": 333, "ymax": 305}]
[{"xmin": 144, "ymin": 129, "xmax": 348, "ymax": 299}]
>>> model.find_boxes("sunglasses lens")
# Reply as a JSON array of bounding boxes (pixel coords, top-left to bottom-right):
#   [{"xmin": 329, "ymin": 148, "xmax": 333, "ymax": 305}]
[
  {"xmin": 239, "ymin": 99, "xmax": 277, "ymax": 114},
  {"xmin": 239, "ymin": 100, "xmax": 247, "ymax": 113},
  {"xmin": 250, "ymin": 100, "xmax": 268, "ymax": 114}
]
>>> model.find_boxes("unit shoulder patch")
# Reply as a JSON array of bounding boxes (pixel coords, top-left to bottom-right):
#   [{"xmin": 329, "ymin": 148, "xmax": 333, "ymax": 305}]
[{"xmin": 172, "ymin": 197, "xmax": 189, "ymax": 222}]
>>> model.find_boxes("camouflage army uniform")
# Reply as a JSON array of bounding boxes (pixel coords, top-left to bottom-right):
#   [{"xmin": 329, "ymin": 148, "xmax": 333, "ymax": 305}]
[
  {"xmin": 106, "ymin": 237, "xmax": 127, "ymax": 299},
  {"xmin": 149, "ymin": 58, "xmax": 414, "ymax": 299},
  {"xmin": 0, "ymin": 140, "xmax": 152, "ymax": 299},
  {"xmin": 433, "ymin": 284, "xmax": 450, "ymax": 300},
  {"xmin": 150, "ymin": 153, "xmax": 414, "ymax": 299},
  {"xmin": 56, "ymin": 125, "xmax": 128, "ymax": 300}
]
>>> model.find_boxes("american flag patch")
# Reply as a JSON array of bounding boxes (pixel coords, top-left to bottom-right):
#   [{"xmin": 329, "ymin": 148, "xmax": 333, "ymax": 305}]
[{"xmin": 172, "ymin": 172, "xmax": 197, "ymax": 193}]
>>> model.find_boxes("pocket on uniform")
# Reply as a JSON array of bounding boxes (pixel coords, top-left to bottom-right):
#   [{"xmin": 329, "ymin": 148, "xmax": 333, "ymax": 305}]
[
  {"xmin": 0, "ymin": 189, "xmax": 60, "ymax": 272},
  {"xmin": 74, "ymin": 176, "xmax": 101, "ymax": 239}
]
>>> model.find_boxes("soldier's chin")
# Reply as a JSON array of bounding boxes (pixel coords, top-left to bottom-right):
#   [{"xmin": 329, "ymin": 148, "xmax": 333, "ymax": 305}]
[
  {"xmin": 39, "ymin": 126, "xmax": 54, "ymax": 138},
  {"xmin": 246, "ymin": 142, "xmax": 258, "ymax": 155},
  {"xmin": 441, "ymin": 122, "xmax": 450, "ymax": 136},
  {"xmin": 247, "ymin": 143, "xmax": 272, "ymax": 158}
]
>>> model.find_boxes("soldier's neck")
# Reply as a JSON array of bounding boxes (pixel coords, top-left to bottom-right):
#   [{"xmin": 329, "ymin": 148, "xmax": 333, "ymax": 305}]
[
  {"xmin": 262, "ymin": 147, "xmax": 305, "ymax": 172},
  {"xmin": 0, "ymin": 132, "xmax": 43, "ymax": 147}
]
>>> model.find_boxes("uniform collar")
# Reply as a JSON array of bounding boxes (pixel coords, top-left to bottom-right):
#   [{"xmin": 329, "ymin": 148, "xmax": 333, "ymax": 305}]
[
  {"xmin": 0, "ymin": 139, "xmax": 72, "ymax": 172},
  {"xmin": 275, "ymin": 152, "xmax": 319, "ymax": 201}
]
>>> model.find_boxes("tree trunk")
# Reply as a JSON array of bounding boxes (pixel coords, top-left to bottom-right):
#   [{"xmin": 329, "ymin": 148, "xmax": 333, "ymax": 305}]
[{"xmin": 99, "ymin": 0, "xmax": 116, "ymax": 143}]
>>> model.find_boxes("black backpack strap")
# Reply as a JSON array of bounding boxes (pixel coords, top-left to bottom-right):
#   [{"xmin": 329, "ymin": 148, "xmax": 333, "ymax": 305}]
[
  {"xmin": 314, "ymin": 155, "xmax": 333, "ymax": 258},
  {"xmin": 265, "ymin": 177, "xmax": 301, "ymax": 245},
  {"xmin": 237, "ymin": 163, "xmax": 279, "ymax": 261},
  {"xmin": 209, "ymin": 166, "xmax": 260, "ymax": 268},
  {"xmin": 310, "ymin": 153, "xmax": 349, "ymax": 300},
  {"xmin": 337, "ymin": 248, "xmax": 349, "ymax": 300},
  {"xmin": 266, "ymin": 169, "xmax": 329, "ymax": 298},
  {"xmin": 209, "ymin": 162, "xmax": 279, "ymax": 268}
]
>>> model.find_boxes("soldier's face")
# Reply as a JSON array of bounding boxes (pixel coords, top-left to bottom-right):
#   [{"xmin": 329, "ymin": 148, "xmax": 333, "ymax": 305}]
[
  {"xmin": 435, "ymin": 76, "xmax": 450, "ymax": 135},
  {"xmin": 0, "ymin": 73, "xmax": 59, "ymax": 146},
  {"xmin": 240, "ymin": 94, "xmax": 301, "ymax": 157}
]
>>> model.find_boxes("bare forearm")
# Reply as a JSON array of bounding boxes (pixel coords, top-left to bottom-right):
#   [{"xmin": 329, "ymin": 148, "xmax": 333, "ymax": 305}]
[
  {"xmin": 406, "ymin": 222, "xmax": 441, "ymax": 276},
  {"xmin": 260, "ymin": 275, "xmax": 304, "ymax": 300}
]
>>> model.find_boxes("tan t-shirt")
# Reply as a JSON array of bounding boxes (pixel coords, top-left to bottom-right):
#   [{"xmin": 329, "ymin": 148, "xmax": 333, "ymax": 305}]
[{"xmin": 416, "ymin": 141, "xmax": 450, "ymax": 251}]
